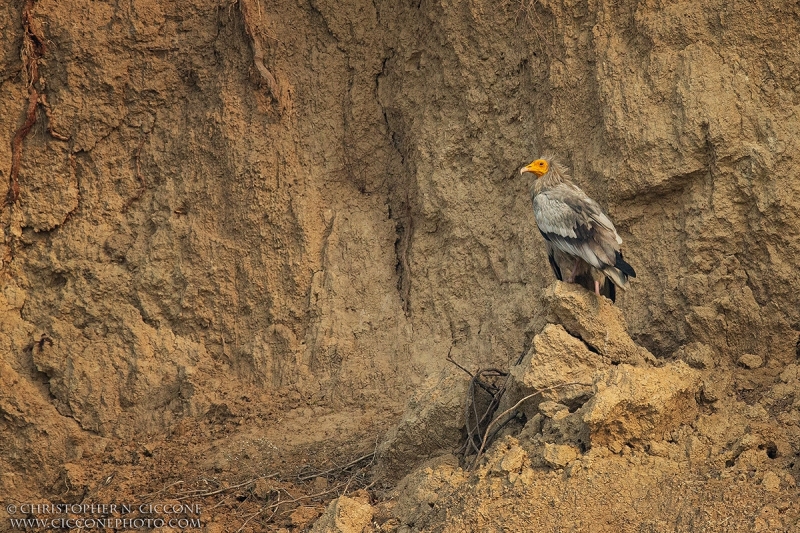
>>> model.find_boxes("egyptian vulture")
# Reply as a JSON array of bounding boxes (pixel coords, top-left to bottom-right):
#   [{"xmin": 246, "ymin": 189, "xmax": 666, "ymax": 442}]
[{"xmin": 520, "ymin": 156, "xmax": 635, "ymax": 301}]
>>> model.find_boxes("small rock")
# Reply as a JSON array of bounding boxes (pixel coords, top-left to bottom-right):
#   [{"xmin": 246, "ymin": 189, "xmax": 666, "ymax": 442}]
[
  {"xmin": 291, "ymin": 507, "xmax": 321, "ymax": 529},
  {"xmin": 647, "ymin": 441, "xmax": 669, "ymax": 458},
  {"xmin": 700, "ymin": 379, "xmax": 723, "ymax": 403},
  {"xmin": 538, "ymin": 401, "xmax": 569, "ymax": 418},
  {"xmin": 582, "ymin": 362, "xmax": 700, "ymax": 447},
  {"xmin": 761, "ymin": 471, "xmax": 781, "ymax": 492},
  {"xmin": 738, "ymin": 353, "xmax": 764, "ymax": 369},
  {"xmin": 607, "ymin": 440, "xmax": 623, "ymax": 454},
  {"xmin": 518, "ymin": 413, "xmax": 544, "ymax": 440},
  {"xmin": 685, "ymin": 435, "xmax": 710, "ymax": 463},
  {"xmin": 681, "ymin": 342, "xmax": 715, "ymax": 369},
  {"xmin": 543, "ymin": 443, "xmax": 579, "ymax": 468},
  {"xmin": 310, "ymin": 495, "xmax": 373, "ymax": 533},
  {"xmin": 779, "ymin": 364, "xmax": 798, "ymax": 383},
  {"xmin": 312, "ymin": 476, "xmax": 328, "ymax": 492},
  {"xmin": 551, "ymin": 409, "xmax": 571, "ymax": 421},
  {"xmin": 499, "ymin": 444, "xmax": 528, "ymax": 473}
]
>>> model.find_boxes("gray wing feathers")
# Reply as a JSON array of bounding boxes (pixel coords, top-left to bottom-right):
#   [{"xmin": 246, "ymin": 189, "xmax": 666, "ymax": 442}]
[{"xmin": 533, "ymin": 183, "xmax": 623, "ymax": 271}]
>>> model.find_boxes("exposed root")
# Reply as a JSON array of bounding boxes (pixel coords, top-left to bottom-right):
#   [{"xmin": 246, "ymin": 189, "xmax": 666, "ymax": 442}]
[
  {"xmin": 8, "ymin": 0, "xmax": 45, "ymax": 205},
  {"xmin": 447, "ymin": 350, "xmax": 511, "ymax": 461},
  {"xmin": 448, "ymin": 351, "xmax": 591, "ymax": 470},
  {"xmin": 238, "ymin": 0, "xmax": 280, "ymax": 104},
  {"xmin": 469, "ymin": 382, "xmax": 589, "ymax": 469}
]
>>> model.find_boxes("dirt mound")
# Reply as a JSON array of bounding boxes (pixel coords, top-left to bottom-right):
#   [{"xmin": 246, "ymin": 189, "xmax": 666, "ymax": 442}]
[{"xmin": 333, "ymin": 282, "xmax": 800, "ymax": 531}]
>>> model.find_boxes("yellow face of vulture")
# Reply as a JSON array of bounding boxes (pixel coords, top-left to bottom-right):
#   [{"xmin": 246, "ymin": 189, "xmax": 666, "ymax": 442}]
[{"xmin": 520, "ymin": 159, "xmax": 549, "ymax": 177}]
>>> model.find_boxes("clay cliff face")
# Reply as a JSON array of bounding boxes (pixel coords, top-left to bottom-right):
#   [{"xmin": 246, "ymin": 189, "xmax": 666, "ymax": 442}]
[{"xmin": 1, "ymin": 0, "xmax": 799, "ymax": 523}]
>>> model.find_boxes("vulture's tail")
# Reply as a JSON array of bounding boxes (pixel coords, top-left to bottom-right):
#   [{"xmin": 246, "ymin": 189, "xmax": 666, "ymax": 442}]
[
  {"xmin": 602, "ymin": 251, "xmax": 635, "ymax": 291},
  {"xmin": 614, "ymin": 250, "xmax": 636, "ymax": 278},
  {"xmin": 602, "ymin": 266, "xmax": 630, "ymax": 291}
]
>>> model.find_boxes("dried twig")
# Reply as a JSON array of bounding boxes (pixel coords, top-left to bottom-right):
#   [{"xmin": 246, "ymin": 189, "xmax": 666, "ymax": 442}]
[
  {"xmin": 175, "ymin": 473, "xmax": 278, "ymax": 500},
  {"xmin": 136, "ymin": 480, "xmax": 185, "ymax": 500},
  {"xmin": 297, "ymin": 451, "xmax": 375, "ymax": 481},
  {"xmin": 446, "ymin": 348, "xmax": 474, "ymax": 378}
]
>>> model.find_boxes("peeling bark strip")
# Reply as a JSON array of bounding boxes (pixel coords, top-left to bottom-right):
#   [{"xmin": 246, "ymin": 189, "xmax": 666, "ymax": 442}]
[
  {"xmin": 238, "ymin": 0, "xmax": 280, "ymax": 103},
  {"xmin": 8, "ymin": 0, "xmax": 45, "ymax": 205}
]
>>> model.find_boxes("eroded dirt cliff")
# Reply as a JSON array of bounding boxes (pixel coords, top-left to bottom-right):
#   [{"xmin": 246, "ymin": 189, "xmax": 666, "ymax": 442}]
[{"xmin": 1, "ymin": 0, "xmax": 799, "ymax": 531}]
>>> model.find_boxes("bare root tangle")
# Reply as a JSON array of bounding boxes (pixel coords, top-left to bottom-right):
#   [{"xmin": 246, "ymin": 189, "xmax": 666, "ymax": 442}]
[
  {"xmin": 469, "ymin": 381, "xmax": 590, "ymax": 470},
  {"xmin": 7, "ymin": 0, "xmax": 45, "ymax": 205},
  {"xmin": 447, "ymin": 351, "xmax": 511, "ymax": 461},
  {"xmin": 238, "ymin": 0, "xmax": 280, "ymax": 104},
  {"xmin": 501, "ymin": 0, "xmax": 561, "ymax": 62},
  {"xmin": 447, "ymin": 351, "xmax": 591, "ymax": 470}
]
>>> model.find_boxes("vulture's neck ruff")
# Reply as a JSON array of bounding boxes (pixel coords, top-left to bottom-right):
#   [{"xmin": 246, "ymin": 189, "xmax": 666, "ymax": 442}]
[{"xmin": 531, "ymin": 158, "xmax": 570, "ymax": 199}]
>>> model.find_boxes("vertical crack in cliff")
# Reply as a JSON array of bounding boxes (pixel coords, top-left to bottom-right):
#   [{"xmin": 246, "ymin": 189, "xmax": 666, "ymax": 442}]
[
  {"xmin": 376, "ymin": 50, "xmax": 414, "ymax": 315},
  {"xmin": 393, "ymin": 209, "xmax": 413, "ymax": 315}
]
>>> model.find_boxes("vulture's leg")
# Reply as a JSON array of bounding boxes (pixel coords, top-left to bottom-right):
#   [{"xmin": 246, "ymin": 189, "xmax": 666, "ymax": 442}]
[
  {"xmin": 594, "ymin": 280, "xmax": 601, "ymax": 296},
  {"xmin": 567, "ymin": 258, "xmax": 581, "ymax": 283}
]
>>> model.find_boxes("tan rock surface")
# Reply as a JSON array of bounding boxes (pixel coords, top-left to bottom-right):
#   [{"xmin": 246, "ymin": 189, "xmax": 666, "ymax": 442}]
[
  {"xmin": 0, "ymin": 0, "xmax": 798, "ymax": 530},
  {"xmin": 377, "ymin": 369, "xmax": 469, "ymax": 480},
  {"xmin": 582, "ymin": 362, "xmax": 701, "ymax": 448},
  {"xmin": 310, "ymin": 495, "xmax": 373, "ymax": 533}
]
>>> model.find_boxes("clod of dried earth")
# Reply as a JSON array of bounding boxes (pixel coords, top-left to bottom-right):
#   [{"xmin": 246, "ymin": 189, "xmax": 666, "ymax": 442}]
[{"xmin": 310, "ymin": 494, "xmax": 373, "ymax": 533}]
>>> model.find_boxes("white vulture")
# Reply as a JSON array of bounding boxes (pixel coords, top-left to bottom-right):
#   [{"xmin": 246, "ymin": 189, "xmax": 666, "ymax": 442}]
[{"xmin": 520, "ymin": 156, "xmax": 635, "ymax": 302}]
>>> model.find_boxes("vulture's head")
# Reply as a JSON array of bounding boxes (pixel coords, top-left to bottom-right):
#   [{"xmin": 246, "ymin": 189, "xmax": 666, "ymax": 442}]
[{"xmin": 520, "ymin": 158, "xmax": 549, "ymax": 177}]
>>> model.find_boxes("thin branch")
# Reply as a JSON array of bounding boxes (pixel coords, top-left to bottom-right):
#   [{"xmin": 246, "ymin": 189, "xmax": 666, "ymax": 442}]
[
  {"xmin": 446, "ymin": 348, "xmax": 474, "ymax": 378},
  {"xmin": 297, "ymin": 452, "xmax": 375, "ymax": 481},
  {"xmin": 175, "ymin": 473, "xmax": 278, "ymax": 500}
]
